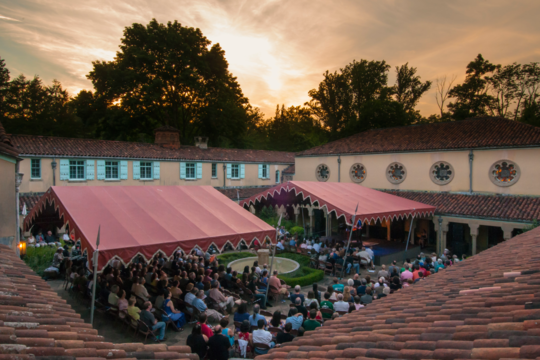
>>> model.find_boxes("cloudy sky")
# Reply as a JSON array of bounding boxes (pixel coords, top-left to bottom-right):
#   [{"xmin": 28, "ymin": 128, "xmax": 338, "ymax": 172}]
[{"xmin": 1, "ymin": 0, "xmax": 539, "ymax": 118}]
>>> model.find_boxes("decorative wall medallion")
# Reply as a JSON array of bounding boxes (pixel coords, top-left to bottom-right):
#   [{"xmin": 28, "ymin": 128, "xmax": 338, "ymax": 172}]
[
  {"xmin": 349, "ymin": 163, "xmax": 367, "ymax": 183},
  {"xmin": 386, "ymin": 162, "xmax": 406, "ymax": 184},
  {"xmin": 430, "ymin": 161, "xmax": 454, "ymax": 185},
  {"xmin": 489, "ymin": 160, "xmax": 520, "ymax": 187},
  {"xmin": 316, "ymin": 164, "xmax": 330, "ymax": 182}
]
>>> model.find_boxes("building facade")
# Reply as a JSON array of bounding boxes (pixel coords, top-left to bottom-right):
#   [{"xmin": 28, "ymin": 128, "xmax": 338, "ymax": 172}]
[{"xmin": 293, "ymin": 117, "xmax": 540, "ymax": 255}]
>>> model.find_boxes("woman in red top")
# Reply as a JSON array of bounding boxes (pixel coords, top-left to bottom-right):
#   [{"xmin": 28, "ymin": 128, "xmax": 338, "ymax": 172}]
[
  {"xmin": 237, "ymin": 320, "xmax": 252, "ymax": 355},
  {"xmin": 197, "ymin": 313, "xmax": 213, "ymax": 339}
]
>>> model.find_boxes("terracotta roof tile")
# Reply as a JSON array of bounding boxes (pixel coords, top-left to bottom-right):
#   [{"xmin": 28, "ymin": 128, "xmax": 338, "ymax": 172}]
[
  {"xmin": 9, "ymin": 134, "xmax": 294, "ymax": 164},
  {"xmin": 382, "ymin": 191, "xmax": 540, "ymax": 222},
  {"xmin": 263, "ymin": 226, "xmax": 540, "ymax": 360},
  {"xmin": 217, "ymin": 186, "xmax": 273, "ymax": 200},
  {"xmin": 0, "ymin": 245, "xmax": 199, "ymax": 360},
  {"xmin": 0, "ymin": 121, "xmax": 20, "ymax": 158},
  {"xmin": 297, "ymin": 117, "xmax": 540, "ymax": 156}
]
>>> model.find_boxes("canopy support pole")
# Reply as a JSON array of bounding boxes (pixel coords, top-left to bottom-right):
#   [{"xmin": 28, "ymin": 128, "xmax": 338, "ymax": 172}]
[
  {"xmin": 340, "ymin": 203, "xmax": 358, "ymax": 280},
  {"xmin": 265, "ymin": 215, "xmax": 281, "ymax": 306},
  {"xmin": 90, "ymin": 225, "xmax": 100, "ymax": 326},
  {"xmin": 403, "ymin": 212, "xmax": 416, "ymax": 263}
]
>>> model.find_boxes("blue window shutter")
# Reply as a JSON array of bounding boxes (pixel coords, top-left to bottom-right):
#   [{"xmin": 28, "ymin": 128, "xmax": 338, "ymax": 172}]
[
  {"xmin": 133, "ymin": 161, "xmax": 140, "ymax": 180},
  {"xmin": 59, "ymin": 159, "xmax": 69, "ymax": 180},
  {"xmin": 180, "ymin": 162, "xmax": 186, "ymax": 179},
  {"xmin": 240, "ymin": 164, "xmax": 245, "ymax": 179},
  {"xmin": 197, "ymin": 163, "xmax": 203, "ymax": 179},
  {"xmin": 226, "ymin": 164, "xmax": 231, "ymax": 179},
  {"xmin": 120, "ymin": 161, "xmax": 128, "ymax": 180},
  {"xmin": 153, "ymin": 162, "xmax": 160, "ymax": 179},
  {"xmin": 97, "ymin": 160, "xmax": 105, "ymax": 180},
  {"xmin": 276, "ymin": 170, "xmax": 280, "ymax": 183},
  {"xmin": 258, "ymin": 164, "xmax": 262, "ymax": 179},
  {"xmin": 86, "ymin": 160, "xmax": 95, "ymax": 180}
]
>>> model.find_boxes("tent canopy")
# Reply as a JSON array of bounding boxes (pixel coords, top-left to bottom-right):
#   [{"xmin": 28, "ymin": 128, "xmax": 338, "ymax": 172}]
[
  {"xmin": 24, "ymin": 186, "xmax": 275, "ymax": 270},
  {"xmin": 240, "ymin": 181, "xmax": 436, "ymax": 225}
]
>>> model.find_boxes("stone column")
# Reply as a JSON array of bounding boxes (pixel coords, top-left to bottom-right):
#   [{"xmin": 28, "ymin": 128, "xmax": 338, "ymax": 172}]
[
  {"xmin": 434, "ymin": 217, "xmax": 448, "ymax": 255},
  {"xmin": 469, "ymin": 223, "xmax": 479, "ymax": 256},
  {"xmin": 501, "ymin": 225, "xmax": 514, "ymax": 241},
  {"xmin": 308, "ymin": 206, "xmax": 314, "ymax": 236},
  {"xmin": 407, "ymin": 218, "xmax": 416, "ymax": 245},
  {"xmin": 249, "ymin": 205, "xmax": 256, "ymax": 215},
  {"xmin": 386, "ymin": 219, "xmax": 391, "ymax": 241},
  {"xmin": 257, "ymin": 249, "xmax": 270, "ymax": 267},
  {"xmin": 365, "ymin": 224, "xmax": 370, "ymax": 238},
  {"xmin": 294, "ymin": 206, "xmax": 300, "ymax": 224},
  {"xmin": 325, "ymin": 210, "xmax": 332, "ymax": 237}
]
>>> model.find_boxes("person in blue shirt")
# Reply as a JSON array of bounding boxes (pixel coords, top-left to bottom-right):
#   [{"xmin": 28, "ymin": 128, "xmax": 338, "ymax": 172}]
[
  {"xmin": 289, "ymin": 237, "xmax": 296, "ymax": 247},
  {"xmin": 331, "ymin": 277, "xmax": 344, "ymax": 292},
  {"xmin": 234, "ymin": 302, "xmax": 250, "ymax": 324},
  {"xmin": 285, "ymin": 307, "xmax": 303, "ymax": 330},
  {"xmin": 249, "ymin": 304, "xmax": 267, "ymax": 327},
  {"xmin": 289, "ymin": 285, "xmax": 305, "ymax": 304},
  {"xmin": 192, "ymin": 291, "xmax": 208, "ymax": 313}
]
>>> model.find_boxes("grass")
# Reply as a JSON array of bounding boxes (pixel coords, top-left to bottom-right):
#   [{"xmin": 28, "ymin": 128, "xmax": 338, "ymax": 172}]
[
  {"xmin": 23, "ymin": 245, "xmax": 57, "ymax": 276},
  {"xmin": 217, "ymin": 250, "xmax": 324, "ymax": 288}
]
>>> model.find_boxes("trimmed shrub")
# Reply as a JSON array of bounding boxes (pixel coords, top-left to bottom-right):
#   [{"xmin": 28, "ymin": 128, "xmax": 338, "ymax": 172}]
[
  {"xmin": 216, "ymin": 252, "xmax": 255, "ymax": 267},
  {"xmin": 277, "ymin": 253, "xmax": 310, "ymax": 267},
  {"xmin": 278, "ymin": 267, "xmax": 324, "ymax": 288},
  {"xmin": 24, "ymin": 245, "xmax": 57, "ymax": 276},
  {"xmin": 290, "ymin": 226, "xmax": 305, "ymax": 237}
]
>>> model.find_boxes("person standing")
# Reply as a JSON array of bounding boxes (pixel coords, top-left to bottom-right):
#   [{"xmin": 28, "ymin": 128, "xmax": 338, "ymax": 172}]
[
  {"xmin": 207, "ymin": 325, "xmax": 231, "ymax": 360},
  {"xmin": 140, "ymin": 301, "xmax": 166, "ymax": 342},
  {"xmin": 186, "ymin": 324, "xmax": 208, "ymax": 360}
]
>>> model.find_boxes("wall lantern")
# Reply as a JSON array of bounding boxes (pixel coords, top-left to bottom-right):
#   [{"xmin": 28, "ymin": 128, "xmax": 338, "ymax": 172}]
[{"xmin": 19, "ymin": 241, "xmax": 27, "ymax": 257}]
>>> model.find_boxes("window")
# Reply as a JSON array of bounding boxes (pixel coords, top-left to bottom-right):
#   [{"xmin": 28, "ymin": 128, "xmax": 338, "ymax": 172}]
[
  {"xmin": 315, "ymin": 164, "xmax": 330, "ymax": 182},
  {"xmin": 349, "ymin": 163, "xmax": 367, "ymax": 183},
  {"xmin": 212, "ymin": 163, "xmax": 217, "ymax": 178},
  {"xmin": 186, "ymin": 163, "xmax": 196, "ymax": 179},
  {"xmin": 276, "ymin": 170, "xmax": 280, "ymax": 183},
  {"xmin": 262, "ymin": 165, "xmax": 268, "ymax": 178},
  {"xmin": 69, "ymin": 160, "xmax": 85, "ymax": 180},
  {"xmin": 489, "ymin": 160, "xmax": 520, "ymax": 187},
  {"xmin": 386, "ymin": 162, "xmax": 406, "ymax": 184},
  {"xmin": 105, "ymin": 161, "xmax": 119, "ymax": 180},
  {"xmin": 31, "ymin": 159, "xmax": 41, "ymax": 179},
  {"xmin": 140, "ymin": 161, "xmax": 152, "ymax": 179},
  {"xmin": 231, "ymin": 164, "xmax": 240, "ymax": 179},
  {"xmin": 430, "ymin": 161, "xmax": 454, "ymax": 185}
]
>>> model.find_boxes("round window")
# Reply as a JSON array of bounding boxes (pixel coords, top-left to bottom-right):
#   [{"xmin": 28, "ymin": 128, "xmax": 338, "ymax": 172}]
[
  {"xmin": 386, "ymin": 162, "xmax": 406, "ymax": 184},
  {"xmin": 349, "ymin": 163, "xmax": 367, "ymax": 183},
  {"xmin": 315, "ymin": 164, "xmax": 330, "ymax": 182},
  {"xmin": 430, "ymin": 161, "xmax": 454, "ymax": 185},
  {"xmin": 489, "ymin": 160, "xmax": 520, "ymax": 187}
]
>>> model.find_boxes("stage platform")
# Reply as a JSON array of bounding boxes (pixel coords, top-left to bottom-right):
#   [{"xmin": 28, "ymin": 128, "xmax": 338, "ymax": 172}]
[{"xmin": 320, "ymin": 235, "xmax": 423, "ymax": 266}]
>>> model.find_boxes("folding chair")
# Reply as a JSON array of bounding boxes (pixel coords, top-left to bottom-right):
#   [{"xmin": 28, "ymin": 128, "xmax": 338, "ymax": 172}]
[
  {"xmin": 136, "ymin": 320, "xmax": 157, "ymax": 343},
  {"xmin": 324, "ymin": 262, "xmax": 334, "ymax": 276},
  {"xmin": 253, "ymin": 342, "xmax": 270, "ymax": 355},
  {"xmin": 268, "ymin": 326, "xmax": 282, "ymax": 336}
]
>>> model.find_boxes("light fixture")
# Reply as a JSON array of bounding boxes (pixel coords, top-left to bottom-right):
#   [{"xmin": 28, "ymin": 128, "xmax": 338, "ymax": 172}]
[{"xmin": 19, "ymin": 241, "xmax": 27, "ymax": 257}]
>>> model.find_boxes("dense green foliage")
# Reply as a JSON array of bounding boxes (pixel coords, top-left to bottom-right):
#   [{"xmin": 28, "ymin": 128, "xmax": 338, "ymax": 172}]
[
  {"xmin": 522, "ymin": 219, "xmax": 539, "ymax": 233},
  {"xmin": 23, "ymin": 245, "xmax": 57, "ymax": 276},
  {"xmin": 257, "ymin": 206, "xmax": 296, "ymax": 232},
  {"xmin": 216, "ymin": 252, "xmax": 254, "ymax": 267},
  {"xmin": 277, "ymin": 267, "xmax": 324, "ymax": 287},
  {"xmin": 289, "ymin": 226, "xmax": 305, "ymax": 237}
]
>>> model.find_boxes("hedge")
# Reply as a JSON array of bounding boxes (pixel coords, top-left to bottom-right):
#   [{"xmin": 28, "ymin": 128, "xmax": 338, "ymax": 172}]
[
  {"xmin": 277, "ymin": 267, "xmax": 324, "ymax": 288},
  {"xmin": 24, "ymin": 245, "xmax": 57, "ymax": 276},
  {"xmin": 216, "ymin": 252, "xmax": 255, "ymax": 267}
]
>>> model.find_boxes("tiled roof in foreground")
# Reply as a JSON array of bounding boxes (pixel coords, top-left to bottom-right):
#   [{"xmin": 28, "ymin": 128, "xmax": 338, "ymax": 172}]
[
  {"xmin": 297, "ymin": 117, "xmax": 540, "ymax": 156},
  {"xmin": 259, "ymin": 226, "xmax": 540, "ymax": 360},
  {"xmin": 9, "ymin": 134, "xmax": 294, "ymax": 164},
  {"xmin": 217, "ymin": 186, "xmax": 273, "ymax": 201},
  {"xmin": 384, "ymin": 190, "xmax": 540, "ymax": 222},
  {"xmin": 0, "ymin": 245, "xmax": 198, "ymax": 360}
]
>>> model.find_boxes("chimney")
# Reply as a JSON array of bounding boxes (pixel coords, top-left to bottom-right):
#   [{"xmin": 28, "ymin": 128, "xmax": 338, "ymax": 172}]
[
  {"xmin": 154, "ymin": 126, "xmax": 180, "ymax": 149},
  {"xmin": 194, "ymin": 136, "xmax": 209, "ymax": 149}
]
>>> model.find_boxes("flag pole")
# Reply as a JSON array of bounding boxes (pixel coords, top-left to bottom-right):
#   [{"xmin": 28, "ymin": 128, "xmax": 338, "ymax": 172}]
[
  {"xmin": 90, "ymin": 225, "xmax": 100, "ymax": 326},
  {"xmin": 265, "ymin": 214, "xmax": 281, "ymax": 306},
  {"xmin": 404, "ymin": 210, "xmax": 416, "ymax": 262},
  {"xmin": 340, "ymin": 203, "xmax": 358, "ymax": 279}
]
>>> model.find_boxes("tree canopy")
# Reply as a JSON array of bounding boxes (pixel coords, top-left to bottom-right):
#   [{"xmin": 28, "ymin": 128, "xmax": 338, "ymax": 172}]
[{"xmin": 2, "ymin": 22, "xmax": 539, "ymax": 154}]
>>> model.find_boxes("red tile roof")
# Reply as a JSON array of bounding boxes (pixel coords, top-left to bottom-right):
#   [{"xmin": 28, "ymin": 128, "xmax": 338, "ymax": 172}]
[
  {"xmin": 282, "ymin": 165, "xmax": 295, "ymax": 174},
  {"xmin": 19, "ymin": 193, "xmax": 44, "ymax": 214},
  {"xmin": 259, "ymin": 226, "xmax": 540, "ymax": 360},
  {"xmin": 217, "ymin": 186, "xmax": 273, "ymax": 200},
  {"xmin": 0, "ymin": 245, "xmax": 199, "ymax": 359},
  {"xmin": 297, "ymin": 117, "xmax": 540, "ymax": 156},
  {"xmin": 384, "ymin": 190, "xmax": 540, "ymax": 222},
  {"xmin": 9, "ymin": 134, "xmax": 294, "ymax": 164}
]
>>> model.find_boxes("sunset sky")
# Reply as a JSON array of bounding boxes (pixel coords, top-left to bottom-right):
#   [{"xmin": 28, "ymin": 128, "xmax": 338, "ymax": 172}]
[{"xmin": 1, "ymin": 0, "xmax": 539, "ymax": 118}]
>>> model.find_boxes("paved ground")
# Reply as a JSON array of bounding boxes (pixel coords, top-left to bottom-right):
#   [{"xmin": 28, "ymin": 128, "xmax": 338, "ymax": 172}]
[{"xmin": 48, "ymin": 264, "xmax": 387, "ymax": 347}]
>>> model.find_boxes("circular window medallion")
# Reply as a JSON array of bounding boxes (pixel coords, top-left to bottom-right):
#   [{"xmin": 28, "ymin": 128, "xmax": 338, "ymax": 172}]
[
  {"xmin": 430, "ymin": 161, "xmax": 454, "ymax": 185},
  {"xmin": 386, "ymin": 162, "xmax": 406, "ymax": 184},
  {"xmin": 315, "ymin": 164, "xmax": 330, "ymax": 182},
  {"xmin": 489, "ymin": 160, "xmax": 520, "ymax": 187},
  {"xmin": 349, "ymin": 163, "xmax": 367, "ymax": 183}
]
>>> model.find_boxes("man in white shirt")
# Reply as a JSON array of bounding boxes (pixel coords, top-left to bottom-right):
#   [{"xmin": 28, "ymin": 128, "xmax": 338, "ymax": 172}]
[
  {"xmin": 276, "ymin": 240, "xmax": 285, "ymax": 250},
  {"xmin": 300, "ymin": 241, "xmax": 307, "ymax": 249},
  {"xmin": 252, "ymin": 319, "xmax": 274, "ymax": 354},
  {"xmin": 358, "ymin": 247, "xmax": 374, "ymax": 269},
  {"xmin": 333, "ymin": 294, "xmax": 349, "ymax": 312},
  {"xmin": 312, "ymin": 242, "xmax": 321, "ymax": 254}
]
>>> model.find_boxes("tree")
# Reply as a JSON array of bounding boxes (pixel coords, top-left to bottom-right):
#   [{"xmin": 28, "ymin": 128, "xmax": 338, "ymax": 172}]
[
  {"xmin": 447, "ymin": 54, "xmax": 498, "ymax": 120},
  {"xmin": 434, "ymin": 75, "xmax": 457, "ymax": 118},
  {"xmin": 87, "ymin": 19, "xmax": 252, "ymax": 147},
  {"xmin": 0, "ymin": 58, "xmax": 10, "ymax": 118},
  {"xmin": 393, "ymin": 63, "xmax": 432, "ymax": 113}
]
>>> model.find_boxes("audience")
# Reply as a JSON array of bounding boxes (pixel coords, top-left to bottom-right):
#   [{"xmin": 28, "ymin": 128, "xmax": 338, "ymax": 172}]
[
  {"xmin": 285, "ymin": 308, "xmax": 304, "ymax": 330},
  {"xmin": 207, "ymin": 325, "xmax": 231, "ymax": 360},
  {"xmin": 290, "ymin": 285, "xmax": 305, "ymax": 304},
  {"xmin": 140, "ymin": 301, "xmax": 166, "ymax": 342},
  {"xmin": 276, "ymin": 322, "xmax": 295, "ymax": 345},
  {"xmin": 252, "ymin": 319, "xmax": 274, "ymax": 354},
  {"xmin": 334, "ymin": 294, "xmax": 349, "ymax": 312},
  {"xmin": 249, "ymin": 304, "xmax": 267, "ymax": 327},
  {"xmin": 187, "ymin": 324, "xmax": 208, "ymax": 360},
  {"xmin": 303, "ymin": 309, "xmax": 322, "ymax": 331}
]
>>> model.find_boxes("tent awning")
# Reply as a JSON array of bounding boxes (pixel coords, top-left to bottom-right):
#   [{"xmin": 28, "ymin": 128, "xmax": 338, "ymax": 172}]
[
  {"xmin": 24, "ymin": 186, "xmax": 275, "ymax": 270},
  {"xmin": 239, "ymin": 181, "xmax": 436, "ymax": 225}
]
